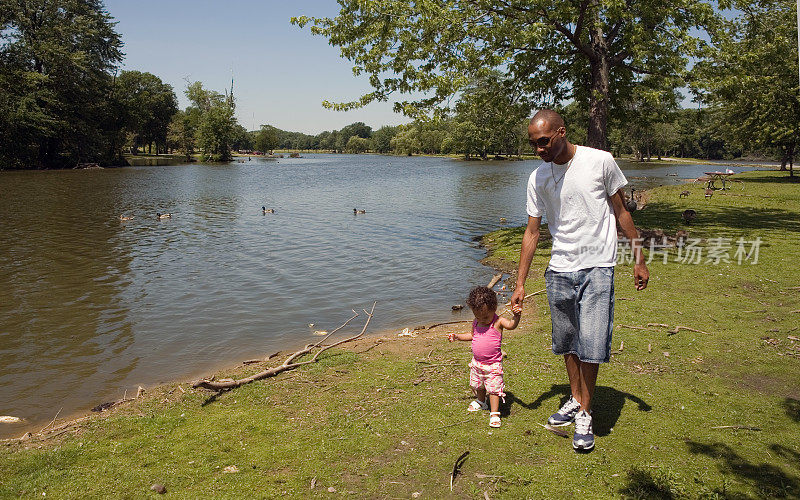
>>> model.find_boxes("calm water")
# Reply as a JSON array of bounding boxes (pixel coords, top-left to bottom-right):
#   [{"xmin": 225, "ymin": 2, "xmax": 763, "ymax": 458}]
[{"xmin": 0, "ymin": 154, "xmax": 757, "ymax": 437}]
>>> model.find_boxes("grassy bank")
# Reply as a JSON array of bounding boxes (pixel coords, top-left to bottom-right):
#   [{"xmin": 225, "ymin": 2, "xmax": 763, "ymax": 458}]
[{"xmin": 2, "ymin": 170, "xmax": 799, "ymax": 498}]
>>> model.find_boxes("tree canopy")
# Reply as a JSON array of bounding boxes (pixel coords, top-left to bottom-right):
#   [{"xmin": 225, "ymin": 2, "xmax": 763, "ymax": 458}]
[
  {"xmin": 0, "ymin": 0, "xmax": 123, "ymax": 168},
  {"xmin": 116, "ymin": 70, "xmax": 178, "ymax": 155},
  {"xmin": 292, "ymin": 0, "xmax": 717, "ymax": 150},
  {"xmin": 693, "ymin": 0, "xmax": 799, "ymax": 174}
]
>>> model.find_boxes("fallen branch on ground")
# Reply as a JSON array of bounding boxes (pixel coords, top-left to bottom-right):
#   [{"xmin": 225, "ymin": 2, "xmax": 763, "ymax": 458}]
[
  {"xmin": 39, "ymin": 407, "xmax": 62, "ymax": 434},
  {"xmin": 710, "ymin": 425, "xmax": 761, "ymax": 431},
  {"xmin": 487, "ymin": 273, "xmax": 503, "ymax": 289},
  {"xmin": 192, "ymin": 303, "xmax": 375, "ymax": 391},
  {"xmin": 666, "ymin": 325, "xmax": 710, "ymax": 335},
  {"xmin": 434, "ymin": 418, "xmax": 471, "ymax": 431},
  {"xmin": 538, "ymin": 423, "xmax": 569, "ymax": 438},
  {"xmin": 427, "ymin": 319, "xmax": 472, "ymax": 329},
  {"xmin": 619, "ymin": 323, "xmax": 711, "ymax": 335},
  {"xmin": 618, "ymin": 324, "xmax": 661, "ymax": 332}
]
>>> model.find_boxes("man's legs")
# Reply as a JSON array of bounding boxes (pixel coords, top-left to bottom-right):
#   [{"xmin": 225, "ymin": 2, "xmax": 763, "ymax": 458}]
[{"xmin": 564, "ymin": 353, "xmax": 599, "ymax": 411}]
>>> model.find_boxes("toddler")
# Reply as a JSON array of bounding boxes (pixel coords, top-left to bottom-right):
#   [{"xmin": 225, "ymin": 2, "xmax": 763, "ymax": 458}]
[{"xmin": 448, "ymin": 286, "xmax": 522, "ymax": 427}]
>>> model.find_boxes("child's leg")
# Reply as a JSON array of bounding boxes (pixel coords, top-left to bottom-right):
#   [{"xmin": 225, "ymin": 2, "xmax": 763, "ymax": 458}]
[
  {"xmin": 475, "ymin": 386, "xmax": 487, "ymax": 403},
  {"xmin": 488, "ymin": 394, "xmax": 500, "ymax": 413}
]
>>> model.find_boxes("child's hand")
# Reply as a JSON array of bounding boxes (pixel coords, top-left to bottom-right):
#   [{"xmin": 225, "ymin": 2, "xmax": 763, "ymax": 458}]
[
  {"xmin": 447, "ymin": 332, "xmax": 456, "ymax": 342},
  {"xmin": 511, "ymin": 304, "xmax": 523, "ymax": 315}
]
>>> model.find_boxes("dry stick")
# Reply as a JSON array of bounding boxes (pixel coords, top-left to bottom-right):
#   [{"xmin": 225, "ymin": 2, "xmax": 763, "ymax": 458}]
[
  {"xmin": 537, "ymin": 423, "xmax": 569, "ymax": 438},
  {"xmin": 435, "ymin": 418, "xmax": 471, "ymax": 430},
  {"xmin": 39, "ymin": 407, "xmax": 62, "ymax": 434},
  {"xmin": 193, "ymin": 304, "xmax": 375, "ymax": 391},
  {"xmin": 618, "ymin": 324, "xmax": 661, "ymax": 332},
  {"xmin": 710, "ymin": 425, "xmax": 762, "ymax": 431},
  {"xmin": 487, "ymin": 273, "xmax": 503, "ymax": 289},
  {"xmin": 669, "ymin": 326, "xmax": 711, "ymax": 335},
  {"xmin": 427, "ymin": 320, "xmax": 471, "ymax": 330}
]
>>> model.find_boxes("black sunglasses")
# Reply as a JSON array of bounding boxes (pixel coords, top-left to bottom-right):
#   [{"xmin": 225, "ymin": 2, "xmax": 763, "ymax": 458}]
[{"xmin": 530, "ymin": 128, "xmax": 563, "ymax": 148}]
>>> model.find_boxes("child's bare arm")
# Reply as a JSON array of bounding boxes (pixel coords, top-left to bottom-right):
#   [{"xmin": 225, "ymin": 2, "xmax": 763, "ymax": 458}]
[
  {"xmin": 448, "ymin": 332, "xmax": 473, "ymax": 342},
  {"xmin": 498, "ymin": 305, "xmax": 522, "ymax": 331}
]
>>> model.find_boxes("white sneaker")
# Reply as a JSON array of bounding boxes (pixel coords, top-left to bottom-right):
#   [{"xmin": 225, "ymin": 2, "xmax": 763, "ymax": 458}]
[
  {"xmin": 572, "ymin": 410, "xmax": 594, "ymax": 451},
  {"xmin": 548, "ymin": 396, "xmax": 581, "ymax": 426}
]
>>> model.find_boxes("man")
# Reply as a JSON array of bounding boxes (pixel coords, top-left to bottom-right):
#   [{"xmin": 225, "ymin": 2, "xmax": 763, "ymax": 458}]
[{"xmin": 510, "ymin": 109, "xmax": 649, "ymax": 452}]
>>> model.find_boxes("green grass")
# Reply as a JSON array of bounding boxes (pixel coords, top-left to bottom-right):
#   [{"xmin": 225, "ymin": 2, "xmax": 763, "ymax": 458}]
[{"xmin": 1, "ymin": 170, "xmax": 799, "ymax": 498}]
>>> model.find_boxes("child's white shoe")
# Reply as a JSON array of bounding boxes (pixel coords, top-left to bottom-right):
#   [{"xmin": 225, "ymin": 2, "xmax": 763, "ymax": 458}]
[
  {"xmin": 489, "ymin": 412, "xmax": 501, "ymax": 428},
  {"xmin": 467, "ymin": 399, "xmax": 489, "ymax": 412}
]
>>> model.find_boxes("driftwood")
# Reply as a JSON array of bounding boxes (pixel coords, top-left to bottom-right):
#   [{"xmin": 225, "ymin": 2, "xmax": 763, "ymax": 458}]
[
  {"xmin": 192, "ymin": 303, "xmax": 376, "ymax": 391},
  {"xmin": 487, "ymin": 273, "xmax": 503, "ymax": 289}
]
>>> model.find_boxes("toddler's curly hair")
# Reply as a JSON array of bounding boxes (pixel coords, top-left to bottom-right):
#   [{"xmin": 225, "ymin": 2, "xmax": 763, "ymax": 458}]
[{"xmin": 466, "ymin": 286, "xmax": 497, "ymax": 312}]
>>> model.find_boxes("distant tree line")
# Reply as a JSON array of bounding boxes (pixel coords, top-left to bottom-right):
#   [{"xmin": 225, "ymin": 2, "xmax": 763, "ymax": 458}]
[{"xmin": 245, "ymin": 103, "xmax": 779, "ymax": 164}]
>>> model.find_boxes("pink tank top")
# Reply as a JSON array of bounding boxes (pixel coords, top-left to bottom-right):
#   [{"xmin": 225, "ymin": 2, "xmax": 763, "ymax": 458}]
[{"xmin": 471, "ymin": 315, "xmax": 502, "ymax": 364}]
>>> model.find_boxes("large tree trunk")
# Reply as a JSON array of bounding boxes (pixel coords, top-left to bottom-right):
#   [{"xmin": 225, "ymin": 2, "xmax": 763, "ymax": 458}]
[{"xmin": 587, "ymin": 12, "xmax": 610, "ymax": 151}]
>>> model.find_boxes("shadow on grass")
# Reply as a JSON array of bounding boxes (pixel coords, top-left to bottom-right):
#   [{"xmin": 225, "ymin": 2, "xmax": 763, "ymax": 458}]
[
  {"xmin": 618, "ymin": 467, "xmax": 682, "ymax": 499},
  {"xmin": 686, "ymin": 441, "xmax": 799, "ymax": 498},
  {"xmin": 731, "ymin": 174, "xmax": 800, "ymax": 184},
  {"xmin": 201, "ymin": 388, "xmax": 232, "ymax": 407},
  {"xmin": 783, "ymin": 397, "xmax": 800, "ymax": 422},
  {"xmin": 506, "ymin": 384, "xmax": 651, "ymax": 436},
  {"xmin": 633, "ymin": 201, "xmax": 800, "ymax": 234}
]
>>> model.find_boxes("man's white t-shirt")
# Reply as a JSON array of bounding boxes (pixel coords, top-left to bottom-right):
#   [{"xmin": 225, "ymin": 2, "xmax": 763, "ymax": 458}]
[{"xmin": 526, "ymin": 145, "xmax": 628, "ymax": 272}]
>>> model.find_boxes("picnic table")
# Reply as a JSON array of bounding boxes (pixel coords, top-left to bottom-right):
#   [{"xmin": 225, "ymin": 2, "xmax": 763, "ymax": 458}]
[{"xmin": 704, "ymin": 171, "xmax": 734, "ymax": 190}]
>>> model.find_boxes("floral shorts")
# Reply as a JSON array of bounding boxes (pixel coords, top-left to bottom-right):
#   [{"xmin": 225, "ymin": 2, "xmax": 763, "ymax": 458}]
[{"xmin": 469, "ymin": 358, "xmax": 505, "ymax": 398}]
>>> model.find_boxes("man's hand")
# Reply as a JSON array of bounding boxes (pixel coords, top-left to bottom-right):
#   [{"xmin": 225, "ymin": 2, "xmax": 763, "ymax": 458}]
[
  {"xmin": 634, "ymin": 262, "xmax": 649, "ymax": 290},
  {"xmin": 510, "ymin": 286, "xmax": 525, "ymax": 310},
  {"xmin": 511, "ymin": 303, "xmax": 523, "ymax": 315},
  {"xmin": 447, "ymin": 332, "xmax": 456, "ymax": 342}
]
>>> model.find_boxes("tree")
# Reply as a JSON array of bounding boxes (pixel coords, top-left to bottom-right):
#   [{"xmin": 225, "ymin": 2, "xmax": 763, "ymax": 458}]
[
  {"xmin": 230, "ymin": 124, "xmax": 252, "ymax": 151},
  {"xmin": 167, "ymin": 109, "xmax": 197, "ymax": 161},
  {"xmin": 116, "ymin": 70, "xmax": 178, "ymax": 155},
  {"xmin": 370, "ymin": 125, "xmax": 398, "ymax": 153},
  {"xmin": 391, "ymin": 125, "xmax": 420, "ymax": 155},
  {"xmin": 451, "ymin": 72, "xmax": 532, "ymax": 157},
  {"xmin": 185, "ymin": 81, "xmax": 237, "ymax": 161},
  {"xmin": 345, "ymin": 135, "xmax": 370, "ymax": 153},
  {"xmin": 694, "ymin": 0, "xmax": 799, "ymax": 176},
  {"xmin": 292, "ymin": 0, "xmax": 716, "ymax": 150},
  {"xmin": 255, "ymin": 125, "xmax": 279, "ymax": 153},
  {"xmin": 0, "ymin": 0, "xmax": 123, "ymax": 169}
]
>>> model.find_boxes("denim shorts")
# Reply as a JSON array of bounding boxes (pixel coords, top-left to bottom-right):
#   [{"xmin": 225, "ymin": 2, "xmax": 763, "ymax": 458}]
[{"xmin": 544, "ymin": 266, "xmax": 615, "ymax": 363}]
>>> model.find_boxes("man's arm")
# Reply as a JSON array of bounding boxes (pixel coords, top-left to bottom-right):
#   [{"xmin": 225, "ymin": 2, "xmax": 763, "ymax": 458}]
[
  {"xmin": 510, "ymin": 216, "xmax": 542, "ymax": 308},
  {"xmin": 610, "ymin": 190, "xmax": 649, "ymax": 290}
]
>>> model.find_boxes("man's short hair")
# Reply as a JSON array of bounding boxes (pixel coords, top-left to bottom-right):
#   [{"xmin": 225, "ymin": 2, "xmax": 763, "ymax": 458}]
[
  {"xmin": 467, "ymin": 286, "xmax": 497, "ymax": 311},
  {"xmin": 531, "ymin": 109, "xmax": 565, "ymax": 131}
]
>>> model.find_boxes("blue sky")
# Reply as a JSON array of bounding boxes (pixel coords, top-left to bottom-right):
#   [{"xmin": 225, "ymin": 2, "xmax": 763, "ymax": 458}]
[{"xmin": 106, "ymin": 0, "xmax": 411, "ymax": 134}]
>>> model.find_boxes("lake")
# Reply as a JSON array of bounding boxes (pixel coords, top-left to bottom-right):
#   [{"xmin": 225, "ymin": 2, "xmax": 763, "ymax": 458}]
[{"xmin": 0, "ymin": 154, "xmax": 759, "ymax": 437}]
